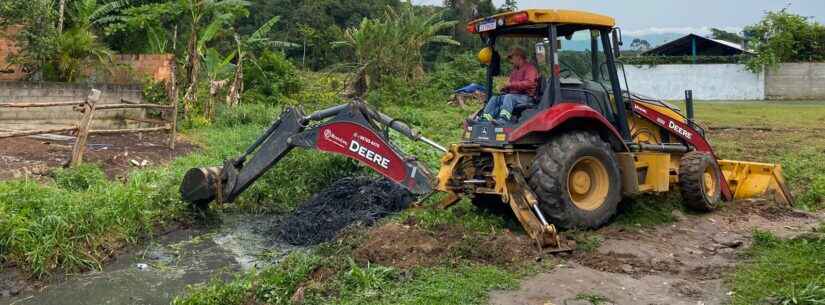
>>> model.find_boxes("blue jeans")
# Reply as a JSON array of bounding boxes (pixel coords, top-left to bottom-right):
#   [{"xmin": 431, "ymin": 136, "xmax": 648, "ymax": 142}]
[{"xmin": 483, "ymin": 94, "xmax": 533, "ymax": 120}]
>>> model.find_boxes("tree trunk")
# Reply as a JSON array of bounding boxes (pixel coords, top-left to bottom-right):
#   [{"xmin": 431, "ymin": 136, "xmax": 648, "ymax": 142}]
[
  {"xmin": 183, "ymin": 27, "xmax": 199, "ymax": 115},
  {"xmin": 226, "ymin": 33, "xmax": 243, "ymax": 107},
  {"xmin": 58, "ymin": 0, "xmax": 66, "ymax": 34},
  {"xmin": 302, "ymin": 37, "xmax": 307, "ymax": 68}
]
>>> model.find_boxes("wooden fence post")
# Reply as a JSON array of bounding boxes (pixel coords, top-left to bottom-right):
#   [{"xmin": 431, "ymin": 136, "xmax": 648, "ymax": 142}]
[
  {"xmin": 70, "ymin": 89, "xmax": 101, "ymax": 167},
  {"xmin": 167, "ymin": 54, "xmax": 179, "ymax": 150}
]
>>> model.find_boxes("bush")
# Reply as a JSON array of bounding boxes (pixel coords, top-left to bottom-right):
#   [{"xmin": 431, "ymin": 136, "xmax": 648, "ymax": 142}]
[
  {"xmin": 335, "ymin": 3, "xmax": 459, "ymax": 90},
  {"xmin": 244, "ymin": 51, "xmax": 303, "ymax": 102},
  {"xmin": 744, "ymin": 10, "xmax": 825, "ymax": 71},
  {"xmin": 0, "ymin": 166, "xmax": 185, "ymax": 277},
  {"xmin": 427, "ymin": 52, "xmax": 486, "ymax": 92},
  {"xmin": 52, "ymin": 164, "xmax": 108, "ymax": 190},
  {"xmin": 214, "ymin": 103, "xmax": 282, "ymax": 128}
]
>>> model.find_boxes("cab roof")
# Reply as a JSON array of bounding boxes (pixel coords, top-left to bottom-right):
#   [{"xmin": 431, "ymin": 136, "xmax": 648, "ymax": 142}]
[{"xmin": 468, "ymin": 9, "xmax": 616, "ymax": 37}]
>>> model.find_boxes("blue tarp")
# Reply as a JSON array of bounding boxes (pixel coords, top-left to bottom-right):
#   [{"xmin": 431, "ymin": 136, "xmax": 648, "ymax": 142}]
[{"xmin": 454, "ymin": 83, "xmax": 487, "ymax": 94}]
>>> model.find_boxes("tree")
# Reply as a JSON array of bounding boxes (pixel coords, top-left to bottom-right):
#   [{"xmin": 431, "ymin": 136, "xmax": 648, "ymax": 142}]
[
  {"xmin": 335, "ymin": 2, "xmax": 459, "ymax": 95},
  {"xmin": 630, "ymin": 38, "xmax": 651, "ymax": 51},
  {"xmin": 443, "ymin": 0, "xmax": 496, "ymax": 50},
  {"xmin": 179, "ymin": 0, "xmax": 249, "ymax": 115},
  {"xmin": 236, "ymin": 0, "xmax": 400, "ymax": 70},
  {"xmin": 2, "ymin": 0, "xmax": 135, "ymax": 81},
  {"xmin": 1, "ymin": 0, "xmax": 58, "ymax": 78},
  {"xmin": 297, "ymin": 23, "xmax": 317, "ymax": 68},
  {"xmin": 744, "ymin": 9, "xmax": 825, "ymax": 71},
  {"xmin": 499, "ymin": 0, "xmax": 517, "ymax": 12},
  {"xmin": 104, "ymin": 2, "xmax": 180, "ymax": 53},
  {"xmin": 709, "ymin": 28, "xmax": 744, "ymax": 44},
  {"xmin": 58, "ymin": 0, "xmax": 67, "ymax": 33}
]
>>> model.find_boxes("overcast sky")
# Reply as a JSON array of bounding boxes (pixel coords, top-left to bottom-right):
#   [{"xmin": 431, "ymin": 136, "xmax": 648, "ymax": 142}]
[{"xmin": 411, "ymin": 0, "xmax": 825, "ymax": 35}]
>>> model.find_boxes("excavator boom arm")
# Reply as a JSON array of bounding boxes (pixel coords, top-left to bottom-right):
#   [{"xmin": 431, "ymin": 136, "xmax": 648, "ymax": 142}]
[{"xmin": 180, "ymin": 102, "xmax": 439, "ymax": 206}]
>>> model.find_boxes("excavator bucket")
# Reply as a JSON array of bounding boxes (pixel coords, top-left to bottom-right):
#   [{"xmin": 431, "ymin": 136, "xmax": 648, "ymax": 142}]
[{"xmin": 717, "ymin": 160, "xmax": 794, "ymax": 206}]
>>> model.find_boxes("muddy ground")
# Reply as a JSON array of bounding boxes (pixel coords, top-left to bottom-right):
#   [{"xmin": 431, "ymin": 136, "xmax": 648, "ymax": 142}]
[
  {"xmin": 352, "ymin": 221, "xmax": 538, "ymax": 270},
  {"xmin": 488, "ymin": 200, "xmax": 823, "ymax": 305},
  {"xmin": 2, "ymin": 188, "xmax": 820, "ymax": 305},
  {"xmin": 0, "ymin": 132, "xmax": 194, "ymax": 180}
]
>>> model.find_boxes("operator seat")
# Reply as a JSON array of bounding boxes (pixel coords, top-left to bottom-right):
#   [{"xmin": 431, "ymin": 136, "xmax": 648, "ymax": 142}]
[
  {"xmin": 512, "ymin": 74, "xmax": 544, "ymax": 119},
  {"xmin": 560, "ymin": 80, "xmax": 613, "ymax": 121}
]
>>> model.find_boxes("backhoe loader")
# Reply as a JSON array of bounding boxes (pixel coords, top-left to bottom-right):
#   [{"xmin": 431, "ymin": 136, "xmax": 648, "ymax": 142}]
[{"xmin": 180, "ymin": 9, "xmax": 793, "ymax": 250}]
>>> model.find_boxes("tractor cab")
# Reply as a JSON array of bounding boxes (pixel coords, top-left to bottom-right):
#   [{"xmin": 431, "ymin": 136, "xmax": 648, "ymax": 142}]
[{"xmin": 464, "ymin": 9, "xmax": 631, "ymax": 146}]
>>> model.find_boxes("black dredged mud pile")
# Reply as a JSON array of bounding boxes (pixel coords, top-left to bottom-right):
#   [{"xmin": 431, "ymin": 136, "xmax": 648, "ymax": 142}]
[{"xmin": 275, "ymin": 176, "xmax": 415, "ymax": 246}]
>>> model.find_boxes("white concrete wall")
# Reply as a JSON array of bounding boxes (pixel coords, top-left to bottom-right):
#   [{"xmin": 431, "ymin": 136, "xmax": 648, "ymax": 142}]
[
  {"xmin": 621, "ymin": 64, "xmax": 765, "ymax": 100},
  {"xmin": 766, "ymin": 63, "xmax": 825, "ymax": 100}
]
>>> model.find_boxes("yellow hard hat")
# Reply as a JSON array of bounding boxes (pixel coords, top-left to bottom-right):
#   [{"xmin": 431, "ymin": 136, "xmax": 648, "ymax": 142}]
[{"xmin": 478, "ymin": 47, "xmax": 493, "ymax": 65}]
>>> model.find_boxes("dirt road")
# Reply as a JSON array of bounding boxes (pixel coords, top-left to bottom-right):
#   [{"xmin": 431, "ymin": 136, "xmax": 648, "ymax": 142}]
[{"xmin": 489, "ymin": 200, "xmax": 822, "ymax": 305}]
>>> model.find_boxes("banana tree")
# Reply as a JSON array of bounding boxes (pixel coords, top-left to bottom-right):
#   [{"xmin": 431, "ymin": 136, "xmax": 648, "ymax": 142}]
[
  {"xmin": 180, "ymin": 0, "xmax": 249, "ymax": 115},
  {"xmin": 226, "ymin": 16, "xmax": 298, "ymax": 106},
  {"xmin": 334, "ymin": 2, "xmax": 459, "ymax": 94},
  {"xmin": 202, "ymin": 47, "xmax": 235, "ymax": 118}
]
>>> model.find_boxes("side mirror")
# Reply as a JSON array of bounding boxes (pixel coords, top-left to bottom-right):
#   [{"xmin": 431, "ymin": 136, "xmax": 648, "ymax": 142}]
[
  {"xmin": 612, "ymin": 28, "xmax": 623, "ymax": 58},
  {"xmin": 535, "ymin": 42, "xmax": 546, "ymax": 65}
]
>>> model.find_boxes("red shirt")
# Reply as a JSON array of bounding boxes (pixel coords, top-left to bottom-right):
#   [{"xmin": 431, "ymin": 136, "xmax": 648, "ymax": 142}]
[{"xmin": 505, "ymin": 63, "xmax": 539, "ymax": 97}]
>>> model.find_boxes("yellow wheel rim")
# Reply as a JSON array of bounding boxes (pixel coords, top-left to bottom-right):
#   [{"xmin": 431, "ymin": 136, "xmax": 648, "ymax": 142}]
[
  {"xmin": 703, "ymin": 167, "xmax": 717, "ymax": 198},
  {"xmin": 567, "ymin": 156, "xmax": 610, "ymax": 211}
]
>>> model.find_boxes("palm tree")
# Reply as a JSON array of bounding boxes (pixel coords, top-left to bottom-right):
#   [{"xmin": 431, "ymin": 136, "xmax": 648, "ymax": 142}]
[{"xmin": 50, "ymin": 0, "xmax": 131, "ymax": 81}]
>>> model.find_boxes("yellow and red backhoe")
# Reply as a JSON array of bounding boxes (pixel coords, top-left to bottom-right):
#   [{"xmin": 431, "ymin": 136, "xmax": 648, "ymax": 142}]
[{"xmin": 180, "ymin": 9, "xmax": 793, "ymax": 250}]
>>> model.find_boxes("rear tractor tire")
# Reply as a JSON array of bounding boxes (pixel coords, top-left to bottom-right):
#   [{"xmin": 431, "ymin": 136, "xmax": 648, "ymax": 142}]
[
  {"xmin": 527, "ymin": 131, "xmax": 622, "ymax": 229},
  {"xmin": 678, "ymin": 151, "xmax": 722, "ymax": 212}
]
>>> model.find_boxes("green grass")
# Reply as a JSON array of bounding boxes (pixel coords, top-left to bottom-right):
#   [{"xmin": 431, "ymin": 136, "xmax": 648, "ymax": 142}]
[
  {"xmin": 574, "ymin": 293, "xmax": 613, "ymax": 305},
  {"xmin": 731, "ymin": 229, "xmax": 825, "ymax": 305},
  {"xmin": 686, "ymin": 101, "xmax": 825, "ymax": 210},
  {"xmin": 0, "ymin": 78, "xmax": 362, "ymax": 277},
  {"xmin": 171, "ymin": 207, "xmax": 525, "ymax": 305},
  {"xmin": 172, "ymin": 251, "xmax": 519, "ymax": 305},
  {"xmin": 677, "ymin": 100, "xmax": 825, "ymax": 130}
]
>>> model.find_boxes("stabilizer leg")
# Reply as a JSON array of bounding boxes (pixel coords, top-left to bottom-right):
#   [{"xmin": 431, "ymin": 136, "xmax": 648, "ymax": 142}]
[{"xmin": 506, "ymin": 171, "xmax": 574, "ymax": 252}]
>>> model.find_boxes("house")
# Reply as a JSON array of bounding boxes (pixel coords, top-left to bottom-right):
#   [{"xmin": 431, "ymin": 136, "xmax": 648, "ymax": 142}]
[{"xmin": 642, "ymin": 33, "xmax": 752, "ymax": 56}]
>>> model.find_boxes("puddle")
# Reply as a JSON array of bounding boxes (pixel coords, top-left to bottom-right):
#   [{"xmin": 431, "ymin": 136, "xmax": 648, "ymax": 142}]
[{"xmin": 4, "ymin": 213, "xmax": 294, "ymax": 305}]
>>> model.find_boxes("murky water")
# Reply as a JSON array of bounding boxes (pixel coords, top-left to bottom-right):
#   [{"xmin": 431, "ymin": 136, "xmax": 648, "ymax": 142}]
[{"xmin": 4, "ymin": 213, "xmax": 295, "ymax": 305}]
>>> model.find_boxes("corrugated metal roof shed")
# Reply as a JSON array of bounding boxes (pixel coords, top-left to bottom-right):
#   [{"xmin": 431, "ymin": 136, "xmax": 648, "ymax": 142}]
[{"xmin": 642, "ymin": 33, "xmax": 753, "ymax": 56}]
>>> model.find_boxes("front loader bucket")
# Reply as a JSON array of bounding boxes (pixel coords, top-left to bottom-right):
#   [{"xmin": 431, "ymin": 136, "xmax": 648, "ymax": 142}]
[{"xmin": 717, "ymin": 160, "xmax": 794, "ymax": 206}]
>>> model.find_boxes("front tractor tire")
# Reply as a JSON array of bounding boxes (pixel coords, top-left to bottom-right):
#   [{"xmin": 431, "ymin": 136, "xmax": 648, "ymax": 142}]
[
  {"xmin": 678, "ymin": 151, "xmax": 722, "ymax": 212},
  {"xmin": 527, "ymin": 131, "xmax": 622, "ymax": 229}
]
